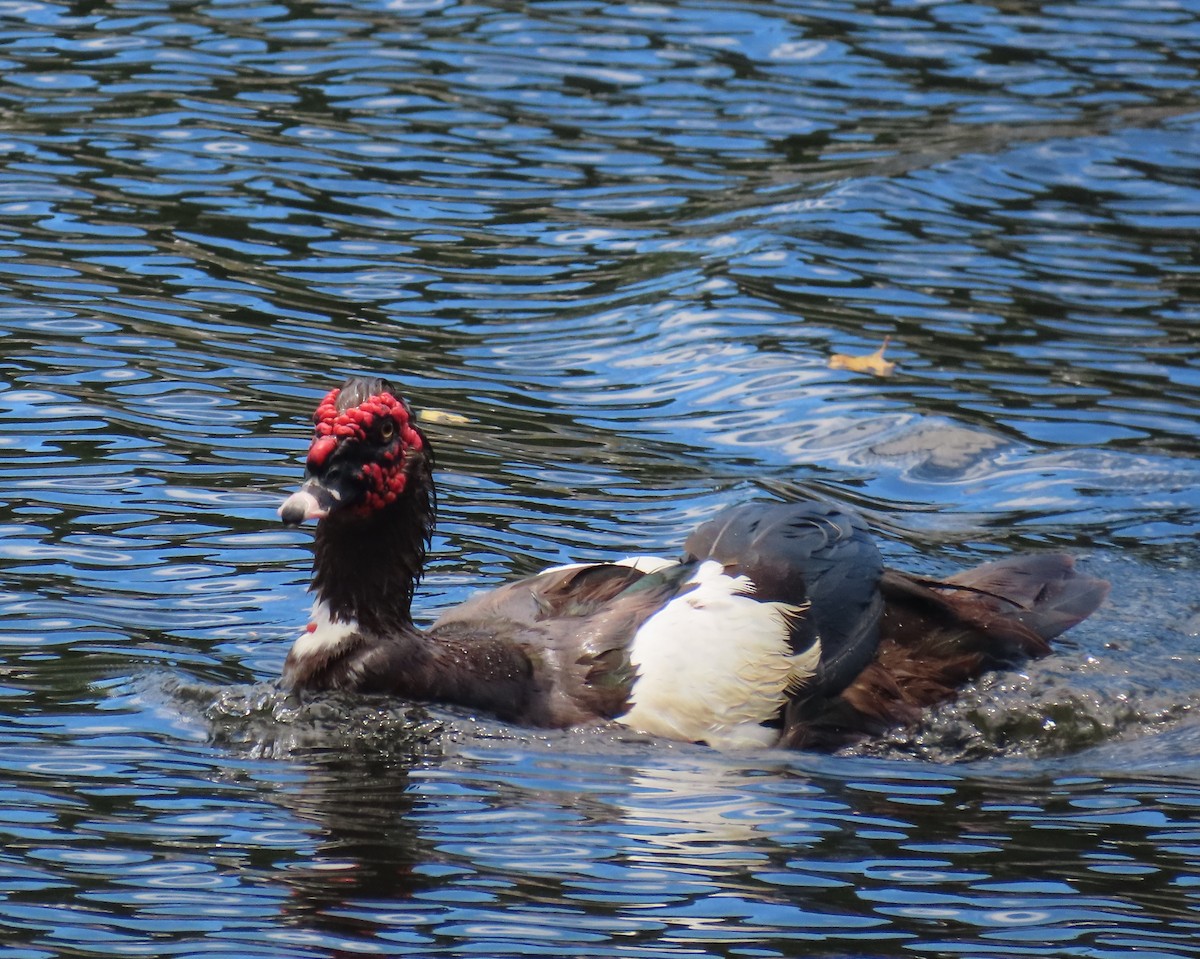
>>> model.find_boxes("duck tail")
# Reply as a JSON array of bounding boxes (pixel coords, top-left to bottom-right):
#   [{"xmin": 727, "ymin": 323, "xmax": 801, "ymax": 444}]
[
  {"xmin": 882, "ymin": 553, "xmax": 1110, "ymax": 663},
  {"xmin": 783, "ymin": 554, "xmax": 1109, "ymax": 751},
  {"xmin": 942, "ymin": 553, "xmax": 1111, "ymax": 643}
]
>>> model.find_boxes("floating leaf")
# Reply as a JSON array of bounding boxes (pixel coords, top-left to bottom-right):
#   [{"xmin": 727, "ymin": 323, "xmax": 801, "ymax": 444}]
[
  {"xmin": 828, "ymin": 336, "xmax": 896, "ymax": 377},
  {"xmin": 418, "ymin": 408, "xmax": 470, "ymax": 425}
]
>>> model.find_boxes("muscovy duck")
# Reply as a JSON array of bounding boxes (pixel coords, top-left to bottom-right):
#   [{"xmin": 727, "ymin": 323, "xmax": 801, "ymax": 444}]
[{"xmin": 277, "ymin": 376, "xmax": 1109, "ymax": 751}]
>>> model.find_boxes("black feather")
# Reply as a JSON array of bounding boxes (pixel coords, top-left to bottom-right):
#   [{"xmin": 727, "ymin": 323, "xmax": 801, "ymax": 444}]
[{"xmin": 683, "ymin": 501, "xmax": 884, "ymax": 702}]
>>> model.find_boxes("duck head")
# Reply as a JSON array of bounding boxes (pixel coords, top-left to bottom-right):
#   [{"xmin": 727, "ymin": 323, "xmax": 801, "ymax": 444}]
[{"xmin": 280, "ymin": 376, "xmax": 434, "ymax": 528}]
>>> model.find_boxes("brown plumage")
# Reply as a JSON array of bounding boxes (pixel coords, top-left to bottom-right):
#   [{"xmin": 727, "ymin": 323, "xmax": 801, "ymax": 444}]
[
  {"xmin": 277, "ymin": 376, "xmax": 1110, "ymax": 751},
  {"xmin": 780, "ymin": 556, "xmax": 1111, "ymax": 750}
]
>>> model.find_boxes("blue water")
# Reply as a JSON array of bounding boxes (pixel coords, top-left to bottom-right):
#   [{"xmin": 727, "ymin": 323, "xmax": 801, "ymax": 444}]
[{"xmin": 1, "ymin": 0, "xmax": 1199, "ymax": 955}]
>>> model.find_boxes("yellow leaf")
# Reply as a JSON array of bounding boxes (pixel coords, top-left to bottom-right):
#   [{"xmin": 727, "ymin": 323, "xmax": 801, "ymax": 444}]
[
  {"xmin": 828, "ymin": 336, "xmax": 896, "ymax": 377},
  {"xmin": 417, "ymin": 408, "xmax": 471, "ymax": 425}
]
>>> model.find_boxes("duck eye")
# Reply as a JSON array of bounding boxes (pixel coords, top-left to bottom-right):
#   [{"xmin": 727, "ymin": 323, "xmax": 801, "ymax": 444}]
[{"xmin": 378, "ymin": 417, "xmax": 396, "ymax": 442}]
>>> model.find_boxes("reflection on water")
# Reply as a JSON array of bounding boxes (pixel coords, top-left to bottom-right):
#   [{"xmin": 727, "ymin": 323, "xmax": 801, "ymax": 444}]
[
  {"xmin": 0, "ymin": 0, "xmax": 1198, "ymax": 956},
  {"xmin": 16, "ymin": 695, "xmax": 1199, "ymax": 957}
]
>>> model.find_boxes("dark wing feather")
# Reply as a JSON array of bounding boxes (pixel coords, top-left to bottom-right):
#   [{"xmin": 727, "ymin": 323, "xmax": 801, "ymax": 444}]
[
  {"xmin": 429, "ymin": 561, "xmax": 699, "ymax": 725},
  {"xmin": 431, "ymin": 562, "xmax": 649, "ymax": 630},
  {"xmin": 782, "ymin": 553, "xmax": 1109, "ymax": 751},
  {"xmin": 683, "ymin": 501, "xmax": 884, "ymax": 702}
]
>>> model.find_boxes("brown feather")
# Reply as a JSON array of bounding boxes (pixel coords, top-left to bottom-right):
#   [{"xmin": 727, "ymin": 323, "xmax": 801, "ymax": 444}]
[{"xmin": 781, "ymin": 554, "xmax": 1109, "ymax": 750}]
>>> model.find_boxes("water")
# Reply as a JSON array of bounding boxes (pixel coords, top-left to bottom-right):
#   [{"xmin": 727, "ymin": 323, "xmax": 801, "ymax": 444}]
[{"xmin": 1, "ymin": 0, "xmax": 1198, "ymax": 955}]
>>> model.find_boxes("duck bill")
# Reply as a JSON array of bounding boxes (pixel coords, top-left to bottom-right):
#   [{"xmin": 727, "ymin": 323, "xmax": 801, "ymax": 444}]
[{"xmin": 278, "ymin": 478, "xmax": 344, "ymax": 526}]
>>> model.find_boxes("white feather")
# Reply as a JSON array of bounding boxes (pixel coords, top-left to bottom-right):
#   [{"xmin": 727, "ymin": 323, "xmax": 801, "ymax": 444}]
[
  {"xmin": 538, "ymin": 555, "xmax": 679, "ymax": 576},
  {"xmin": 288, "ymin": 599, "xmax": 358, "ymax": 662},
  {"xmin": 617, "ymin": 560, "xmax": 818, "ymax": 750},
  {"xmin": 613, "ymin": 555, "xmax": 680, "ymax": 574}
]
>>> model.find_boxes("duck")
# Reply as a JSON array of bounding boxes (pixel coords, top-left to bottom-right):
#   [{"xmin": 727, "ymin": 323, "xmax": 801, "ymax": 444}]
[{"xmin": 277, "ymin": 375, "xmax": 1109, "ymax": 751}]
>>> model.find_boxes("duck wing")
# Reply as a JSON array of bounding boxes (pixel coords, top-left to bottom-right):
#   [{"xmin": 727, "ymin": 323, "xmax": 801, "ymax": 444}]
[
  {"xmin": 682, "ymin": 501, "xmax": 885, "ymax": 703},
  {"xmin": 431, "ymin": 559, "xmax": 674, "ymax": 630},
  {"xmin": 428, "ymin": 560, "xmax": 700, "ymax": 726},
  {"xmin": 783, "ymin": 553, "xmax": 1110, "ymax": 750}
]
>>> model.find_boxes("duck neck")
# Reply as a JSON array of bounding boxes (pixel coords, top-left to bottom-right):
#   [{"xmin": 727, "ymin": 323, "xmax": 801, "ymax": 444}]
[{"xmin": 309, "ymin": 490, "xmax": 433, "ymax": 636}]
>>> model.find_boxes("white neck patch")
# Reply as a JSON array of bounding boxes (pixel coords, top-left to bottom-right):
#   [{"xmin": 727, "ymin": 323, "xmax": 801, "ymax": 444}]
[{"xmin": 288, "ymin": 599, "xmax": 360, "ymax": 662}]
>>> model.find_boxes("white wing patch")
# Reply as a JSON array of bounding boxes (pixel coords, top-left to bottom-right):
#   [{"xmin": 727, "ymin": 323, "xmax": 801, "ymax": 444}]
[
  {"xmin": 288, "ymin": 599, "xmax": 359, "ymax": 662},
  {"xmin": 538, "ymin": 555, "xmax": 679, "ymax": 576},
  {"xmin": 617, "ymin": 560, "xmax": 818, "ymax": 750},
  {"xmin": 613, "ymin": 555, "xmax": 680, "ymax": 574}
]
